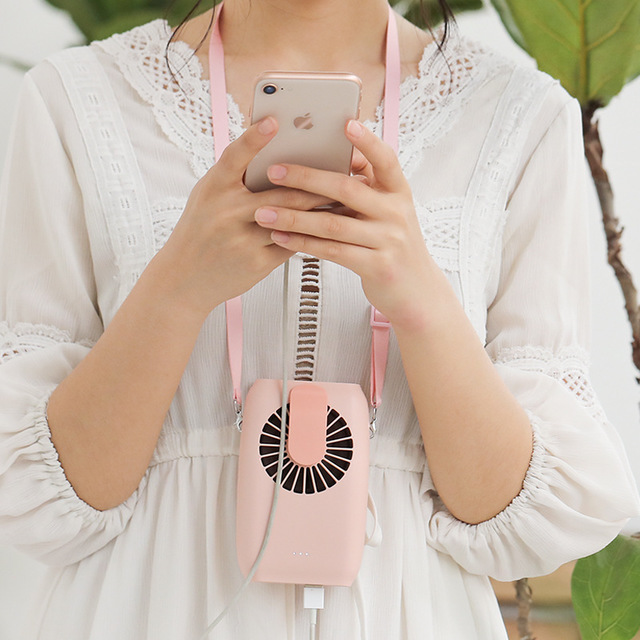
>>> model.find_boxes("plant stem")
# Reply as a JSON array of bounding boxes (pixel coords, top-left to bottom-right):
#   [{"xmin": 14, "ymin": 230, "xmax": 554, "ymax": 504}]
[
  {"xmin": 582, "ymin": 101, "xmax": 640, "ymax": 383},
  {"xmin": 515, "ymin": 578, "xmax": 535, "ymax": 639}
]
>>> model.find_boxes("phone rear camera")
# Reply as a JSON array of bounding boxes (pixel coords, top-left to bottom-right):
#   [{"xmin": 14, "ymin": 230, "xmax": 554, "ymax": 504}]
[{"xmin": 263, "ymin": 84, "xmax": 278, "ymax": 95}]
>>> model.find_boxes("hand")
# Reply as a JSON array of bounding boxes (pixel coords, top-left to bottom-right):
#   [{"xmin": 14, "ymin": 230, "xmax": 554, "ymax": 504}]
[
  {"xmin": 253, "ymin": 119, "xmax": 442, "ymax": 331},
  {"xmin": 156, "ymin": 117, "xmax": 333, "ymax": 318}
]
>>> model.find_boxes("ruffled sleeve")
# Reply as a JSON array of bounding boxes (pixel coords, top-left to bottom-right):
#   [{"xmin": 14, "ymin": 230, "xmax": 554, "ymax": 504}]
[
  {"xmin": 0, "ymin": 71, "xmax": 144, "ymax": 566},
  {"xmin": 422, "ymin": 94, "xmax": 640, "ymax": 581}
]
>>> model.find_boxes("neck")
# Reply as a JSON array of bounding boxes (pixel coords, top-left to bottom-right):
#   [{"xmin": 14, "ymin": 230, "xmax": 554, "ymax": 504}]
[
  {"xmin": 218, "ymin": 0, "xmax": 391, "ymax": 70},
  {"xmin": 176, "ymin": 0, "xmax": 431, "ymax": 122}
]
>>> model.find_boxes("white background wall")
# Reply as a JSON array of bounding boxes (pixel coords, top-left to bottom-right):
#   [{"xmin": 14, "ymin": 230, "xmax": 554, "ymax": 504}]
[{"xmin": 0, "ymin": 0, "xmax": 639, "ymax": 637}]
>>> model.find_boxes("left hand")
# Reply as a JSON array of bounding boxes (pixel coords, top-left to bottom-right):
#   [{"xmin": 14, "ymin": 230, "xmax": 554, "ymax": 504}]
[{"xmin": 253, "ymin": 119, "xmax": 440, "ymax": 331}]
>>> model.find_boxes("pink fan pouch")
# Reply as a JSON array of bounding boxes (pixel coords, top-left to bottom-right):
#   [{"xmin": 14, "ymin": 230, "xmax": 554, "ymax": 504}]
[{"xmin": 236, "ymin": 379, "xmax": 370, "ymax": 586}]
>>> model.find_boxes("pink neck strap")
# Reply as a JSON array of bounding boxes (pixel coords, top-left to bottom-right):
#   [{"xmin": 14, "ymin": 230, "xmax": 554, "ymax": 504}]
[{"xmin": 208, "ymin": 3, "xmax": 399, "ymax": 419}]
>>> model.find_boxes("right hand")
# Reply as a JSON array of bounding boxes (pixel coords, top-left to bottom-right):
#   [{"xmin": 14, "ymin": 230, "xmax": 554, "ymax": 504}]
[{"xmin": 155, "ymin": 117, "xmax": 331, "ymax": 318}]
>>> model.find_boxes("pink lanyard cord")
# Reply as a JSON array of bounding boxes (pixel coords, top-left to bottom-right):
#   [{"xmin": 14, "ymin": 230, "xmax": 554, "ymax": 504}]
[{"xmin": 209, "ymin": 3, "xmax": 399, "ymax": 419}]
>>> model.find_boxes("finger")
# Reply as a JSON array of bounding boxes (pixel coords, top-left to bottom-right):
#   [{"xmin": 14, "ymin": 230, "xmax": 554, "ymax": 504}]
[
  {"xmin": 254, "ymin": 206, "xmax": 378, "ymax": 249},
  {"xmin": 269, "ymin": 229, "xmax": 372, "ymax": 271},
  {"xmin": 350, "ymin": 149, "xmax": 375, "ymax": 186},
  {"xmin": 266, "ymin": 163, "xmax": 384, "ymax": 216},
  {"xmin": 350, "ymin": 148, "xmax": 369, "ymax": 175},
  {"xmin": 255, "ymin": 187, "xmax": 336, "ymax": 211},
  {"xmin": 345, "ymin": 120, "xmax": 408, "ymax": 193},
  {"xmin": 323, "ymin": 203, "xmax": 360, "ymax": 218},
  {"xmin": 213, "ymin": 117, "xmax": 278, "ymax": 184},
  {"xmin": 248, "ymin": 219, "xmax": 288, "ymax": 247}
]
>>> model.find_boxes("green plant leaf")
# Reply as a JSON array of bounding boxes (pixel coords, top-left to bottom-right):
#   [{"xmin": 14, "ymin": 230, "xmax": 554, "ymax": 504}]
[
  {"xmin": 91, "ymin": 9, "xmax": 171, "ymax": 41},
  {"xmin": 489, "ymin": 0, "xmax": 526, "ymax": 49},
  {"xmin": 630, "ymin": 41, "xmax": 640, "ymax": 82},
  {"xmin": 488, "ymin": 0, "xmax": 640, "ymax": 106},
  {"xmin": 164, "ymin": 0, "xmax": 212, "ymax": 29},
  {"xmin": 43, "ymin": 0, "xmax": 211, "ymax": 41},
  {"xmin": 572, "ymin": 535, "xmax": 640, "ymax": 640},
  {"xmin": 43, "ymin": 0, "xmax": 102, "ymax": 41}
]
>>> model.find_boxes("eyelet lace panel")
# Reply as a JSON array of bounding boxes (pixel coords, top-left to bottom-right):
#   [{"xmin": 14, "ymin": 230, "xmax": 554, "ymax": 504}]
[
  {"xmin": 151, "ymin": 197, "xmax": 186, "ymax": 250},
  {"xmin": 493, "ymin": 345, "xmax": 608, "ymax": 424},
  {"xmin": 414, "ymin": 197, "xmax": 464, "ymax": 272},
  {"xmin": 94, "ymin": 21, "xmax": 512, "ymax": 181},
  {"xmin": 458, "ymin": 66, "xmax": 557, "ymax": 335},
  {"xmin": 294, "ymin": 258, "xmax": 321, "ymax": 381},
  {"xmin": 0, "ymin": 322, "xmax": 91, "ymax": 364}
]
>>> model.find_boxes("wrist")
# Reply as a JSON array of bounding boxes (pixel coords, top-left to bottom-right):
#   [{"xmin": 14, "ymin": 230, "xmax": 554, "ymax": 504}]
[
  {"xmin": 387, "ymin": 263, "xmax": 459, "ymax": 338},
  {"xmin": 140, "ymin": 248, "xmax": 215, "ymax": 330}
]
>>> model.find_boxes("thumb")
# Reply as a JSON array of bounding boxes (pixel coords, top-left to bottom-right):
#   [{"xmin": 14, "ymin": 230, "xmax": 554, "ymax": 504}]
[{"xmin": 350, "ymin": 148, "xmax": 374, "ymax": 183}]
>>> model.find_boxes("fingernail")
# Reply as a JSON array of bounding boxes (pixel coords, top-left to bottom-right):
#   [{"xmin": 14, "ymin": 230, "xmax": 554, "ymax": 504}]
[
  {"xmin": 272, "ymin": 230, "xmax": 290, "ymax": 244},
  {"xmin": 256, "ymin": 208, "xmax": 278, "ymax": 223},
  {"xmin": 347, "ymin": 119, "xmax": 364, "ymax": 138},
  {"xmin": 268, "ymin": 165, "xmax": 287, "ymax": 181},
  {"xmin": 258, "ymin": 117, "xmax": 276, "ymax": 135}
]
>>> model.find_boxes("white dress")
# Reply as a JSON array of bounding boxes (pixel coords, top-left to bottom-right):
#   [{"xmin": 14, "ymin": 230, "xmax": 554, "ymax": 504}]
[{"xmin": 0, "ymin": 18, "xmax": 638, "ymax": 640}]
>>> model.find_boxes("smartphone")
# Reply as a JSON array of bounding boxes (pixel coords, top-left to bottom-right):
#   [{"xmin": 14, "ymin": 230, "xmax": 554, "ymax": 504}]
[{"xmin": 244, "ymin": 72, "xmax": 362, "ymax": 192}]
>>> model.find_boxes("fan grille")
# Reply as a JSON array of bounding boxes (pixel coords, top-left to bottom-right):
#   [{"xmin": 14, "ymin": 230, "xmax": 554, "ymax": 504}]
[{"xmin": 259, "ymin": 404, "xmax": 353, "ymax": 494}]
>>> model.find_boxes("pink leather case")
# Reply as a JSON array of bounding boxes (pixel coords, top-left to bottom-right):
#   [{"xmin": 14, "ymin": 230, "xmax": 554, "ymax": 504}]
[{"xmin": 236, "ymin": 379, "xmax": 370, "ymax": 586}]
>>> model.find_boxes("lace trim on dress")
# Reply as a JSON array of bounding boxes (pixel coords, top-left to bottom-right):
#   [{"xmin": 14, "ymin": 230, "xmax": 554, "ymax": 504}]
[
  {"xmin": 414, "ymin": 197, "xmax": 464, "ymax": 272},
  {"xmin": 50, "ymin": 46, "xmax": 156, "ymax": 308},
  {"xmin": 94, "ymin": 20, "xmax": 512, "ymax": 181},
  {"xmin": 151, "ymin": 197, "xmax": 186, "ymax": 250},
  {"xmin": 459, "ymin": 66, "xmax": 557, "ymax": 331},
  {"xmin": 0, "ymin": 321, "xmax": 86, "ymax": 364},
  {"xmin": 94, "ymin": 20, "xmax": 240, "ymax": 180},
  {"xmin": 493, "ymin": 345, "xmax": 607, "ymax": 424},
  {"xmin": 367, "ymin": 32, "xmax": 513, "ymax": 179}
]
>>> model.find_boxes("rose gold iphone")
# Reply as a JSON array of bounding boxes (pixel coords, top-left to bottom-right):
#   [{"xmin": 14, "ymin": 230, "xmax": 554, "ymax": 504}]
[{"xmin": 244, "ymin": 72, "xmax": 362, "ymax": 192}]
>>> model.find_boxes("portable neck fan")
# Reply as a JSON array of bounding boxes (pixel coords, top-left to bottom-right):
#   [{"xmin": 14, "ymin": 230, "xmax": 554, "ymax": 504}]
[{"xmin": 236, "ymin": 379, "xmax": 371, "ymax": 585}]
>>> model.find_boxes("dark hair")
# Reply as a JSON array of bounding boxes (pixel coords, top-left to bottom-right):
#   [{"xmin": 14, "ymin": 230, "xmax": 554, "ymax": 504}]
[
  {"xmin": 165, "ymin": 0, "xmax": 217, "ymax": 83},
  {"xmin": 422, "ymin": 0, "xmax": 456, "ymax": 56},
  {"xmin": 164, "ymin": 1, "xmax": 455, "ymax": 84}
]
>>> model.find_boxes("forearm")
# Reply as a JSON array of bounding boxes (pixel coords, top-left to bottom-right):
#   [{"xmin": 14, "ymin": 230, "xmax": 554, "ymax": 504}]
[
  {"xmin": 394, "ymin": 269, "xmax": 533, "ymax": 525},
  {"xmin": 47, "ymin": 251, "xmax": 209, "ymax": 511}
]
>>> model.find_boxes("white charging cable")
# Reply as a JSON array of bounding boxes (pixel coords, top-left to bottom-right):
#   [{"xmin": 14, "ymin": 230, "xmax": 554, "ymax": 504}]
[
  {"xmin": 200, "ymin": 260, "xmax": 292, "ymax": 639},
  {"xmin": 304, "ymin": 585, "xmax": 325, "ymax": 640}
]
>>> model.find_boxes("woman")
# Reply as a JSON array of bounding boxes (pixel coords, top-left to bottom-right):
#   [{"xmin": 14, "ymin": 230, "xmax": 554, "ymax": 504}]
[{"xmin": 0, "ymin": 0, "xmax": 638, "ymax": 637}]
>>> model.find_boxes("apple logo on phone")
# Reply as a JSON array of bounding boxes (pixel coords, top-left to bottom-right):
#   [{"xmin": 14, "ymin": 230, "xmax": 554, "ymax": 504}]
[{"xmin": 293, "ymin": 113, "xmax": 314, "ymax": 130}]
